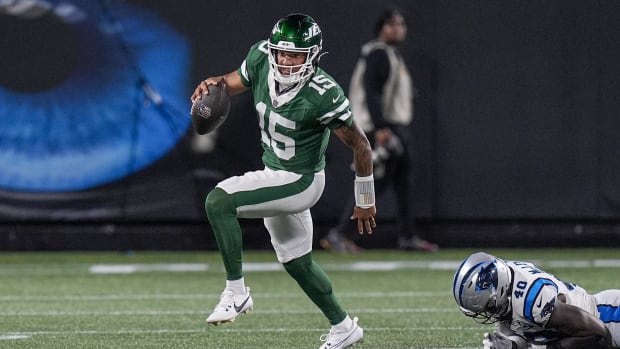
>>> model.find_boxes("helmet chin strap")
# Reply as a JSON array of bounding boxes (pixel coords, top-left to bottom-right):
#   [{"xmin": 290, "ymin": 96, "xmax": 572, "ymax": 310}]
[{"xmin": 317, "ymin": 51, "xmax": 328, "ymax": 65}]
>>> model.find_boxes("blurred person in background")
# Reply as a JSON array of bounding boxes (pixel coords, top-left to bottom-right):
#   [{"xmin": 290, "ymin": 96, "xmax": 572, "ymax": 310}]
[{"xmin": 321, "ymin": 7, "xmax": 438, "ymax": 253}]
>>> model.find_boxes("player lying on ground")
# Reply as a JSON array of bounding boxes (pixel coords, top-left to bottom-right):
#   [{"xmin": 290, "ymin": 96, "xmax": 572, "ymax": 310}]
[{"xmin": 452, "ymin": 252, "xmax": 620, "ymax": 349}]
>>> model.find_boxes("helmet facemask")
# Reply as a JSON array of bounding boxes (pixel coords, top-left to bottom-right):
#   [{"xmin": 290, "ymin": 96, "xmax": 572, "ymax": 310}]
[{"xmin": 267, "ymin": 44, "xmax": 320, "ymax": 86}]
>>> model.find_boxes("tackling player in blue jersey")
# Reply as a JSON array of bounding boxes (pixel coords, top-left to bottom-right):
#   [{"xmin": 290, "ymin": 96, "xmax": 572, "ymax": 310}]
[
  {"xmin": 190, "ymin": 13, "xmax": 375, "ymax": 349},
  {"xmin": 453, "ymin": 252, "xmax": 620, "ymax": 349}
]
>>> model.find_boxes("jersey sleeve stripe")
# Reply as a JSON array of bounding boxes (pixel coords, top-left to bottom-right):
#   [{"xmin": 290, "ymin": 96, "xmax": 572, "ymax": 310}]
[
  {"xmin": 240, "ymin": 59, "xmax": 250, "ymax": 85},
  {"xmin": 456, "ymin": 262, "xmax": 484, "ymax": 307},
  {"xmin": 523, "ymin": 278, "xmax": 557, "ymax": 323},
  {"xmin": 337, "ymin": 110, "xmax": 352, "ymax": 121},
  {"xmin": 318, "ymin": 99, "xmax": 351, "ymax": 124},
  {"xmin": 597, "ymin": 304, "xmax": 620, "ymax": 323},
  {"xmin": 319, "ymin": 110, "xmax": 351, "ymax": 125}
]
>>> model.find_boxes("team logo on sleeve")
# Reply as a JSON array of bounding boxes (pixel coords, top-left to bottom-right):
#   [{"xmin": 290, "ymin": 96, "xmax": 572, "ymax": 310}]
[{"xmin": 540, "ymin": 299, "xmax": 555, "ymax": 318}]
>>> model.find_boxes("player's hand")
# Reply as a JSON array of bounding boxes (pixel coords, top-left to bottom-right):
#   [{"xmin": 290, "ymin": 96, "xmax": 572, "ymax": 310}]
[
  {"xmin": 351, "ymin": 205, "xmax": 376, "ymax": 235},
  {"xmin": 191, "ymin": 77, "xmax": 222, "ymax": 102},
  {"xmin": 373, "ymin": 128, "xmax": 394, "ymax": 146},
  {"xmin": 483, "ymin": 332, "xmax": 517, "ymax": 349}
]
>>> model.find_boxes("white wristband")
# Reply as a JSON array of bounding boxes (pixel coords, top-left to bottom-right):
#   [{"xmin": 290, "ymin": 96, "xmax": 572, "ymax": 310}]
[{"xmin": 354, "ymin": 175, "xmax": 375, "ymax": 208}]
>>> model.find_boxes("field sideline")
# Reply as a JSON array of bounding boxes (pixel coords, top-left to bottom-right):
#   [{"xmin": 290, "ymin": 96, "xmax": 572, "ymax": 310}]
[{"xmin": 1, "ymin": 248, "xmax": 618, "ymax": 348}]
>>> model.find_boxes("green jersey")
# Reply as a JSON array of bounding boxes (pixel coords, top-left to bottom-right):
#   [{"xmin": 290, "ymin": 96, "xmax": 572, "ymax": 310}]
[{"xmin": 238, "ymin": 40, "xmax": 353, "ymax": 174}]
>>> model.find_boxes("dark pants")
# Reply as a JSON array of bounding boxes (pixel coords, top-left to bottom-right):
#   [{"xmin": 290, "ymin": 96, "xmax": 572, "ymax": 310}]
[{"xmin": 332, "ymin": 127, "xmax": 413, "ymax": 242}]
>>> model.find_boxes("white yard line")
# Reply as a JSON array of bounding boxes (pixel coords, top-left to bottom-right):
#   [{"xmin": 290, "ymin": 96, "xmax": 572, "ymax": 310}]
[
  {"xmin": 87, "ymin": 259, "xmax": 620, "ymax": 274},
  {"xmin": 0, "ymin": 307, "xmax": 457, "ymax": 317},
  {"xmin": 0, "ymin": 326, "xmax": 480, "ymax": 335},
  {"xmin": 89, "ymin": 263, "xmax": 209, "ymax": 274},
  {"xmin": 0, "ymin": 291, "xmax": 450, "ymax": 302},
  {"xmin": 0, "ymin": 259, "xmax": 618, "ymax": 276},
  {"xmin": 0, "ymin": 334, "xmax": 31, "ymax": 340}
]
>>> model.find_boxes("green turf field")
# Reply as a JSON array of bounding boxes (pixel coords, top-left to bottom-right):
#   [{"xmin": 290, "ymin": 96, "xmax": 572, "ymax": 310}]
[{"xmin": 0, "ymin": 248, "xmax": 618, "ymax": 348}]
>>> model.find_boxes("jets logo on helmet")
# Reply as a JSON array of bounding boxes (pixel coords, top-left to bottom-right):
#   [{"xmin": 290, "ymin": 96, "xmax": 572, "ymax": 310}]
[
  {"xmin": 268, "ymin": 13, "xmax": 323, "ymax": 86},
  {"xmin": 303, "ymin": 23, "xmax": 321, "ymax": 42}
]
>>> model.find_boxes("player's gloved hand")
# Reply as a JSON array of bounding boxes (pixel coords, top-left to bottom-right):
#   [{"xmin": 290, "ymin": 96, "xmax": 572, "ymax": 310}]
[
  {"xmin": 483, "ymin": 331, "xmax": 530, "ymax": 349},
  {"xmin": 483, "ymin": 332, "xmax": 517, "ymax": 349}
]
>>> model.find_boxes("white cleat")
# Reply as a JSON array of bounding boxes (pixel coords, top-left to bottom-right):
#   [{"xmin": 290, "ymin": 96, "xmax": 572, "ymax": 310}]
[
  {"xmin": 319, "ymin": 317, "xmax": 364, "ymax": 349},
  {"xmin": 206, "ymin": 287, "xmax": 253, "ymax": 325}
]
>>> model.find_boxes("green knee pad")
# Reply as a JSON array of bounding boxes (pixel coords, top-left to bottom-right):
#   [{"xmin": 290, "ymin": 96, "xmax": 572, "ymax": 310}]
[{"xmin": 205, "ymin": 187, "xmax": 236, "ymax": 219}]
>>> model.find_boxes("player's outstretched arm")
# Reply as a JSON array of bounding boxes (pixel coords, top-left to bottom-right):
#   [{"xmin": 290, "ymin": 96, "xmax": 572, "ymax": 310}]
[
  {"xmin": 545, "ymin": 298, "xmax": 614, "ymax": 349},
  {"xmin": 546, "ymin": 331, "xmax": 614, "ymax": 349},
  {"xmin": 332, "ymin": 121, "xmax": 372, "ymax": 177},
  {"xmin": 332, "ymin": 121, "xmax": 376, "ymax": 235}
]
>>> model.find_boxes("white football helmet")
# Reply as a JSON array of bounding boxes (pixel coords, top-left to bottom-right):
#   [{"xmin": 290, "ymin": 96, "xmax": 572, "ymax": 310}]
[{"xmin": 452, "ymin": 252, "xmax": 513, "ymax": 323}]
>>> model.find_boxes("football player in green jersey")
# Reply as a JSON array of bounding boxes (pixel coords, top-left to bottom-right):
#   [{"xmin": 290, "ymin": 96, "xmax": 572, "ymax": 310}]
[{"xmin": 190, "ymin": 13, "xmax": 375, "ymax": 349}]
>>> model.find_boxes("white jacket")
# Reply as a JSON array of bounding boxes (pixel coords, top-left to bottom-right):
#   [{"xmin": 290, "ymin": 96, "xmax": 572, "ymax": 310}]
[{"xmin": 348, "ymin": 40, "xmax": 414, "ymax": 133}]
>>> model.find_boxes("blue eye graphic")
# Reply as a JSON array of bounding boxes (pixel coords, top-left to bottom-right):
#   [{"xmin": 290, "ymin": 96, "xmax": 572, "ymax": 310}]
[{"xmin": 0, "ymin": 0, "xmax": 191, "ymax": 191}]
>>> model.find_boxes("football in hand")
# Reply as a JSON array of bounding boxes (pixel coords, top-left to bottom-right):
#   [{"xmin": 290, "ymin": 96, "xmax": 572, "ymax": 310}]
[{"xmin": 190, "ymin": 83, "xmax": 231, "ymax": 135}]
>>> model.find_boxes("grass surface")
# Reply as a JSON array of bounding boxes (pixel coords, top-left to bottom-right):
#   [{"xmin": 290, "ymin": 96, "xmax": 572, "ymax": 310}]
[{"xmin": 0, "ymin": 248, "xmax": 618, "ymax": 348}]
